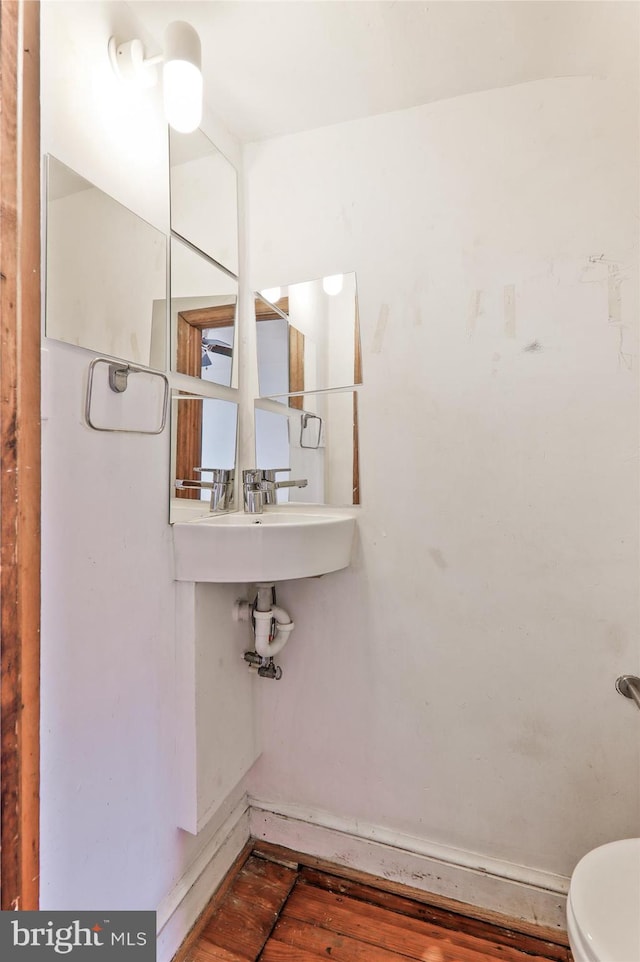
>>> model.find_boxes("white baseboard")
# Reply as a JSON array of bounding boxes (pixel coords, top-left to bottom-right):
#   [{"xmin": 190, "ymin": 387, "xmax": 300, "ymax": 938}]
[
  {"xmin": 156, "ymin": 796, "xmax": 251, "ymax": 962},
  {"xmin": 248, "ymin": 797, "xmax": 569, "ymax": 931},
  {"xmin": 154, "ymin": 792, "xmax": 569, "ymax": 962}
]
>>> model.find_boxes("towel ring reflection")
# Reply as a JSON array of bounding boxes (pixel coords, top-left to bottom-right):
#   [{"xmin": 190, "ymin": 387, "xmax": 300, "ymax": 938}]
[{"xmin": 300, "ymin": 412, "xmax": 322, "ymax": 449}]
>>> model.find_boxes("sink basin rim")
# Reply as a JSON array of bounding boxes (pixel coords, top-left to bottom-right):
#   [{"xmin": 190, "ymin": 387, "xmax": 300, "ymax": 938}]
[{"xmin": 172, "ymin": 505, "xmax": 357, "ymax": 582}]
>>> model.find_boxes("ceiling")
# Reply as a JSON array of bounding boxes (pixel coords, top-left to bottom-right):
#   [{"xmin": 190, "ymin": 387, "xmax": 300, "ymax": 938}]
[{"xmin": 128, "ymin": 1, "xmax": 639, "ymax": 143}]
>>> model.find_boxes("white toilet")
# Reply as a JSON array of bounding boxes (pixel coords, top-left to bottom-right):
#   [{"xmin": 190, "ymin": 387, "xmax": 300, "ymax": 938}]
[{"xmin": 567, "ymin": 838, "xmax": 640, "ymax": 962}]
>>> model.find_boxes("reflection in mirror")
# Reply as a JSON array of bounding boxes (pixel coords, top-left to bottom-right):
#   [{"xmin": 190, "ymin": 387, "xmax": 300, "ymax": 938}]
[
  {"xmin": 170, "ymin": 127, "xmax": 239, "ymax": 275},
  {"xmin": 255, "ymin": 389, "xmax": 360, "ymax": 506},
  {"xmin": 171, "ymin": 237, "xmax": 238, "ymax": 388},
  {"xmin": 46, "ymin": 155, "xmax": 167, "ymax": 367},
  {"xmin": 255, "ymin": 272, "xmax": 361, "ymax": 399},
  {"xmin": 170, "ymin": 394, "xmax": 238, "ymax": 523}
]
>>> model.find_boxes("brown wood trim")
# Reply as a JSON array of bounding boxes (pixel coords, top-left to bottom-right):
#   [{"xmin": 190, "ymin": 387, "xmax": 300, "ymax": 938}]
[
  {"xmin": 175, "ymin": 318, "xmax": 202, "ymax": 496},
  {"xmin": 255, "ymin": 296, "xmax": 289, "ymax": 321},
  {"xmin": 179, "ymin": 302, "xmax": 237, "ymax": 332},
  {"xmin": 250, "ymin": 841, "xmax": 569, "ymax": 949},
  {"xmin": 0, "ymin": 0, "xmax": 41, "ymax": 911},
  {"xmin": 175, "ymin": 397, "xmax": 204, "ymax": 499},
  {"xmin": 287, "ymin": 326, "xmax": 304, "ymax": 410},
  {"xmin": 176, "ymin": 302, "xmax": 236, "ymax": 376},
  {"xmin": 177, "ymin": 315, "xmax": 203, "ymax": 380},
  {"xmin": 171, "ymin": 841, "xmax": 254, "ymax": 962},
  {"xmin": 175, "ymin": 302, "xmax": 236, "ymax": 491}
]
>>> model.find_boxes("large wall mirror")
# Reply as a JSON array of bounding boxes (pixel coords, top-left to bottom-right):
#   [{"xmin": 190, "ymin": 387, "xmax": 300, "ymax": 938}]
[
  {"xmin": 170, "ymin": 128, "xmax": 239, "ymax": 276},
  {"xmin": 255, "ymin": 272, "xmax": 361, "ymax": 400},
  {"xmin": 255, "ymin": 389, "xmax": 360, "ymax": 506},
  {"xmin": 170, "ymin": 394, "xmax": 238, "ymax": 523},
  {"xmin": 168, "ymin": 128, "xmax": 240, "ymax": 524},
  {"xmin": 45, "ymin": 155, "xmax": 167, "ymax": 367},
  {"xmin": 171, "ymin": 237, "xmax": 238, "ymax": 389}
]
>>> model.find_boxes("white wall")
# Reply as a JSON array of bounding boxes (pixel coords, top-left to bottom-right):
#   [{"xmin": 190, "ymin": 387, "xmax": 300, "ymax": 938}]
[
  {"xmin": 40, "ymin": 2, "xmax": 250, "ymax": 951},
  {"xmin": 246, "ymin": 73, "xmax": 640, "ymax": 889}
]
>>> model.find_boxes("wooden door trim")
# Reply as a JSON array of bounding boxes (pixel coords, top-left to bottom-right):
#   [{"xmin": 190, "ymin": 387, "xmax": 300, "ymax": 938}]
[
  {"xmin": 255, "ymin": 296, "xmax": 289, "ymax": 322},
  {"xmin": 287, "ymin": 325, "xmax": 305, "ymax": 409},
  {"xmin": 176, "ymin": 301, "xmax": 237, "ymax": 378},
  {"xmin": 175, "ymin": 302, "xmax": 236, "ymax": 492},
  {"xmin": 0, "ymin": 0, "xmax": 41, "ymax": 910}
]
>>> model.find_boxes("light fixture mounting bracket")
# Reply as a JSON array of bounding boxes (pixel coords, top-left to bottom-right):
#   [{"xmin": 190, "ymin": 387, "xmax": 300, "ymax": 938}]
[{"xmin": 108, "ymin": 36, "xmax": 159, "ymax": 87}]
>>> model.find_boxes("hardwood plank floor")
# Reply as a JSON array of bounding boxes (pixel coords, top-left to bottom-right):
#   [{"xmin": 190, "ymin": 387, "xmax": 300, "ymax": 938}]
[
  {"xmin": 298, "ymin": 868, "xmax": 570, "ymax": 962},
  {"xmin": 191, "ymin": 856, "xmax": 297, "ymax": 962},
  {"xmin": 279, "ymin": 883, "xmax": 554, "ymax": 962},
  {"xmin": 176, "ymin": 846, "xmax": 572, "ymax": 962}
]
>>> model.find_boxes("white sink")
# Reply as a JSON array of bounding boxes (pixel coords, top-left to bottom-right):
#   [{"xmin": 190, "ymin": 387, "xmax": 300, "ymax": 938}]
[{"xmin": 172, "ymin": 505, "xmax": 357, "ymax": 583}]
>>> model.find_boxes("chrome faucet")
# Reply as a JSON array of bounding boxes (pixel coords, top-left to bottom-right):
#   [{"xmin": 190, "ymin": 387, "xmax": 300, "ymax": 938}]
[
  {"xmin": 242, "ymin": 468, "xmax": 308, "ymax": 514},
  {"xmin": 242, "ymin": 469, "xmax": 266, "ymax": 514},
  {"xmin": 262, "ymin": 469, "xmax": 309, "ymax": 504},
  {"xmin": 175, "ymin": 467, "xmax": 234, "ymax": 513}
]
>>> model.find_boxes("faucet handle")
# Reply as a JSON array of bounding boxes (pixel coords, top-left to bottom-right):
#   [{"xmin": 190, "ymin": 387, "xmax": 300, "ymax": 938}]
[
  {"xmin": 195, "ymin": 467, "xmax": 234, "ymax": 481},
  {"xmin": 243, "ymin": 468, "xmax": 264, "ymax": 484},
  {"xmin": 262, "ymin": 468, "xmax": 291, "ymax": 481},
  {"xmin": 242, "ymin": 469, "xmax": 264, "ymax": 513}
]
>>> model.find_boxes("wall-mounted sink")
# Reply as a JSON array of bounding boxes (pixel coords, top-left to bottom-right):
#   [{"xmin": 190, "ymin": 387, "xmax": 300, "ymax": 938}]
[{"xmin": 172, "ymin": 505, "xmax": 357, "ymax": 583}]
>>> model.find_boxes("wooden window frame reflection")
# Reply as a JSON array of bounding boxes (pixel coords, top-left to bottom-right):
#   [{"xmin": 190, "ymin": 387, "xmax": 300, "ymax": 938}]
[{"xmin": 175, "ymin": 301, "xmax": 236, "ymax": 498}]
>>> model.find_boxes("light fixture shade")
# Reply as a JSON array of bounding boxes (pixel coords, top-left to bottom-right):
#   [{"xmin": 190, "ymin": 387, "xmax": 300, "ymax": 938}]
[
  {"xmin": 163, "ymin": 21, "xmax": 203, "ymax": 133},
  {"xmin": 322, "ymin": 274, "xmax": 344, "ymax": 296}
]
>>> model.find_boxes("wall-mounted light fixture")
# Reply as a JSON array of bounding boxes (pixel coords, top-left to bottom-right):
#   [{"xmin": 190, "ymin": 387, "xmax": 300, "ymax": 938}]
[
  {"xmin": 322, "ymin": 274, "xmax": 344, "ymax": 296},
  {"xmin": 108, "ymin": 21, "xmax": 203, "ymax": 133}
]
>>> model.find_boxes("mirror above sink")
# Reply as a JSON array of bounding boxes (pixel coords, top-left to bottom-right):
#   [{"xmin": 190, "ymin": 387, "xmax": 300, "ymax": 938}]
[
  {"xmin": 255, "ymin": 388, "xmax": 361, "ymax": 506},
  {"xmin": 255, "ymin": 271, "xmax": 362, "ymax": 398},
  {"xmin": 170, "ymin": 394, "xmax": 239, "ymax": 524},
  {"xmin": 167, "ymin": 127, "xmax": 241, "ymax": 528},
  {"xmin": 45, "ymin": 155, "xmax": 167, "ymax": 368},
  {"xmin": 170, "ymin": 236, "xmax": 238, "ymax": 388},
  {"xmin": 170, "ymin": 127, "xmax": 239, "ymax": 276}
]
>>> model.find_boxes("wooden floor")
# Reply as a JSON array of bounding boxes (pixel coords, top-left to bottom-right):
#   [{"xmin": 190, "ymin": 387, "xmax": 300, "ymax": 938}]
[{"xmin": 176, "ymin": 844, "xmax": 572, "ymax": 962}]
